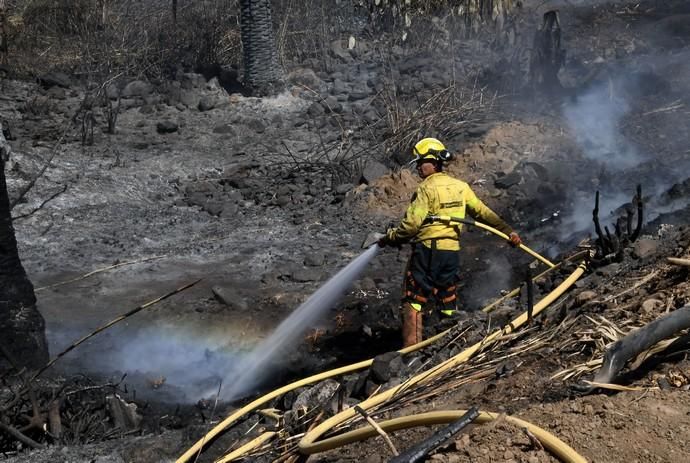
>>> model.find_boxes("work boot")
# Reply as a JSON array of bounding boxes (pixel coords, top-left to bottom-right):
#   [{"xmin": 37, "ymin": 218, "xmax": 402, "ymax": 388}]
[{"xmin": 401, "ymin": 302, "xmax": 423, "ymax": 347}]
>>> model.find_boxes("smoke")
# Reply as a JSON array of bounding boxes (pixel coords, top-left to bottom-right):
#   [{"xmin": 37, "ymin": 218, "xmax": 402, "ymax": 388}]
[
  {"xmin": 562, "ymin": 80, "xmax": 643, "ymax": 170},
  {"xmin": 46, "ymin": 322, "xmax": 240, "ymax": 402},
  {"xmin": 557, "ymin": 57, "xmax": 690, "ymax": 242},
  {"xmin": 462, "ymin": 251, "xmax": 514, "ymax": 309},
  {"xmin": 211, "ymin": 245, "xmax": 380, "ymax": 401}
]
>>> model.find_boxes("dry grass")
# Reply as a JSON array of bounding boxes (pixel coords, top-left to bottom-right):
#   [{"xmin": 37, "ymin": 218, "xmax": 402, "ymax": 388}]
[{"xmin": 3, "ymin": 0, "xmax": 240, "ymax": 80}]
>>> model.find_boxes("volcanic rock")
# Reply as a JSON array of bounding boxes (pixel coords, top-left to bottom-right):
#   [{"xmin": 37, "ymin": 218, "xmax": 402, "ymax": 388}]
[
  {"xmin": 369, "ymin": 351, "xmax": 404, "ymax": 383},
  {"xmin": 156, "ymin": 121, "xmax": 179, "ymax": 134}
]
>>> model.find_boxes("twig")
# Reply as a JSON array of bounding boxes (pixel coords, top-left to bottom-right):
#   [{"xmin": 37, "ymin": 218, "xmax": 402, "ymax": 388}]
[
  {"xmin": 194, "ymin": 379, "xmax": 223, "ymax": 463},
  {"xmin": 354, "ymin": 405, "xmax": 399, "ymax": 456},
  {"xmin": 9, "ymin": 117, "xmax": 74, "ymax": 211},
  {"xmin": 34, "ymin": 255, "xmax": 166, "ymax": 292},
  {"xmin": 522, "ymin": 427, "xmax": 544, "ymax": 451},
  {"xmin": 31, "ymin": 279, "xmax": 202, "ymax": 380},
  {"xmin": 601, "ymin": 270, "xmax": 659, "ymax": 303},
  {"xmin": 12, "ymin": 184, "xmax": 68, "ymax": 220}
]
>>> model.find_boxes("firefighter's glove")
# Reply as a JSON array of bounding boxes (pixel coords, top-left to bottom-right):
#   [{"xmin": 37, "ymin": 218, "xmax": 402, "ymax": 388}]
[
  {"xmin": 378, "ymin": 230, "xmax": 402, "ymax": 249},
  {"xmin": 508, "ymin": 232, "xmax": 522, "ymax": 248}
]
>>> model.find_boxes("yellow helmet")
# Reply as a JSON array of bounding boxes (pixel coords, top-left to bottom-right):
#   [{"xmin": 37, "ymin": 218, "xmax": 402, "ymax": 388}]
[{"xmin": 411, "ymin": 138, "xmax": 453, "ymax": 164}]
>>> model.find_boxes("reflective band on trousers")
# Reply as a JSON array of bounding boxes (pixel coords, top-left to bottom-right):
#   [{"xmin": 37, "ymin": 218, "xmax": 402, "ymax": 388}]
[
  {"xmin": 441, "ymin": 309, "xmax": 456, "ymax": 316},
  {"xmin": 410, "ymin": 302, "xmax": 422, "ymax": 312}
]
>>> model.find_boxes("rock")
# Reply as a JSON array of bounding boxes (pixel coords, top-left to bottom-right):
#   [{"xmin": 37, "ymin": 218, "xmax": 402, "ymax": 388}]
[
  {"xmin": 641, "ymin": 298, "xmax": 663, "ymax": 314},
  {"xmin": 119, "ymin": 98, "xmax": 139, "ymax": 110},
  {"xmin": 211, "ymin": 286, "xmax": 249, "ymax": 311},
  {"xmin": 47, "ymin": 86, "xmax": 66, "ymax": 100},
  {"xmin": 633, "ymin": 239, "xmax": 658, "ymax": 259},
  {"xmin": 292, "ymin": 379, "xmax": 340, "ymax": 412},
  {"xmin": 291, "ymin": 268, "xmax": 323, "ymax": 282},
  {"xmin": 348, "ymin": 90, "xmax": 369, "ymax": 101},
  {"xmin": 38, "ymin": 72, "xmax": 71, "ymax": 89},
  {"xmin": 359, "ymin": 160, "xmax": 389, "ymax": 185},
  {"xmin": 322, "ymin": 95, "xmax": 341, "ymax": 113},
  {"xmin": 203, "ymin": 201, "xmax": 224, "ymax": 216},
  {"xmin": 213, "ymin": 124, "xmax": 236, "ymax": 135},
  {"xmin": 329, "ymin": 39, "xmax": 352, "ymax": 62},
  {"xmin": 219, "ymin": 66, "xmax": 243, "ymax": 93},
  {"xmin": 465, "ymin": 123, "xmax": 492, "ymax": 137},
  {"xmin": 308, "ymin": 102, "xmax": 326, "ymax": 117},
  {"xmin": 494, "ymin": 171, "xmax": 522, "ymax": 189},
  {"xmin": 139, "ymin": 105, "xmax": 155, "ymax": 115},
  {"xmin": 221, "ymin": 202, "xmax": 240, "ymax": 217},
  {"xmin": 245, "ymin": 118, "xmax": 266, "ymax": 133},
  {"xmin": 121, "ymin": 80, "xmax": 152, "ymax": 98},
  {"xmin": 304, "ymin": 252, "xmax": 326, "ymax": 267},
  {"xmin": 198, "ymin": 95, "xmax": 217, "ymax": 111},
  {"xmin": 334, "ymin": 183, "xmax": 353, "ymax": 195},
  {"xmin": 455, "ymin": 433, "xmax": 471, "ymax": 450},
  {"xmin": 156, "ymin": 121, "xmax": 178, "ymax": 134},
  {"xmin": 369, "ymin": 351, "xmax": 403, "ymax": 383},
  {"xmin": 574, "ymin": 290, "xmax": 597, "ymax": 306},
  {"xmin": 286, "ymin": 68, "xmax": 324, "ymax": 89},
  {"xmin": 179, "ymin": 90, "xmax": 200, "ymax": 108}
]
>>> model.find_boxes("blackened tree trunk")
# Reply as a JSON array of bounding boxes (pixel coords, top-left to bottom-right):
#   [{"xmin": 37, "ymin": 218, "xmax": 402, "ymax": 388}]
[
  {"xmin": 239, "ymin": 0, "xmax": 283, "ymax": 96},
  {"xmin": 0, "ymin": 127, "xmax": 49, "ymax": 370}
]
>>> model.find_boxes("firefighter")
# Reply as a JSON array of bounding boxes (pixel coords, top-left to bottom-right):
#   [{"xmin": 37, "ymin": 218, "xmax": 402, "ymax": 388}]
[{"xmin": 378, "ymin": 138, "xmax": 522, "ymax": 347}]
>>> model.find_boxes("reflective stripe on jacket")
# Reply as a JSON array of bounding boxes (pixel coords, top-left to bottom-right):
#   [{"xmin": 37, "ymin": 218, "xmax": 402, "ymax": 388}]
[{"xmin": 386, "ymin": 172, "xmax": 512, "ymax": 251}]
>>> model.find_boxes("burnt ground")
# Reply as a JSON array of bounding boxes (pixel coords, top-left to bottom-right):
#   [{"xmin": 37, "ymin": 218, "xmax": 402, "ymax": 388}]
[{"xmin": 2, "ymin": 0, "xmax": 690, "ymax": 461}]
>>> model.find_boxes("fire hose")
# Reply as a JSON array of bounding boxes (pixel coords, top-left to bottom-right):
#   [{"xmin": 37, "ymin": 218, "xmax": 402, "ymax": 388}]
[
  {"xmin": 423, "ymin": 215, "xmax": 556, "ymax": 268},
  {"xmin": 177, "ymin": 225, "xmax": 586, "ymax": 463}
]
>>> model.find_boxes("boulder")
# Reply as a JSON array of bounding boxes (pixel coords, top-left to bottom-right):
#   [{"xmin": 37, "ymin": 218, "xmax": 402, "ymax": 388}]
[
  {"xmin": 121, "ymin": 80, "xmax": 152, "ymax": 98},
  {"xmin": 369, "ymin": 351, "xmax": 404, "ymax": 383},
  {"xmin": 198, "ymin": 95, "xmax": 217, "ymax": 112},
  {"xmin": 179, "ymin": 90, "xmax": 200, "ymax": 108},
  {"xmin": 290, "ymin": 268, "xmax": 323, "ymax": 282},
  {"xmin": 307, "ymin": 102, "xmax": 326, "ymax": 117},
  {"xmin": 292, "ymin": 380, "xmax": 340, "ymax": 412},
  {"xmin": 304, "ymin": 252, "xmax": 326, "ymax": 267},
  {"xmin": 359, "ymin": 160, "xmax": 389, "ymax": 185},
  {"xmin": 633, "ymin": 239, "xmax": 659, "ymax": 259},
  {"xmin": 494, "ymin": 171, "xmax": 522, "ymax": 189},
  {"xmin": 213, "ymin": 124, "xmax": 236, "ymax": 135},
  {"xmin": 286, "ymin": 68, "xmax": 323, "ymax": 88},
  {"xmin": 38, "ymin": 72, "xmax": 71, "ymax": 89},
  {"xmin": 156, "ymin": 121, "xmax": 179, "ymax": 134},
  {"xmin": 211, "ymin": 286, "xmax": 249, "ymax": 311}
]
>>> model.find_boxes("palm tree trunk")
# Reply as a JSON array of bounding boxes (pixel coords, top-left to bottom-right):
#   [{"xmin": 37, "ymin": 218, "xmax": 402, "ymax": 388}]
[
  {"xmin": 0, "ymin": 128, "xmax": 48, "ymax": 370},
  {"xmin": 239, "ymin": 0, "xmax": 283, "ymax": 96}
]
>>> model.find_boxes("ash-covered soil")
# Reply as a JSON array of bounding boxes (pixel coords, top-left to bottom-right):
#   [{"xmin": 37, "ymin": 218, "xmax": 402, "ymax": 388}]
[{"xmin": 2, "ymin": 0, "xmax": 690, "ymax": 461}]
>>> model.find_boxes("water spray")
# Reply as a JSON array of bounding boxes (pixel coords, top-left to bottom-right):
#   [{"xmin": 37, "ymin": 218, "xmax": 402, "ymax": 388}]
[{"xmin": 215, "ymin": 244, "xmax": 381, "ymax": 401}]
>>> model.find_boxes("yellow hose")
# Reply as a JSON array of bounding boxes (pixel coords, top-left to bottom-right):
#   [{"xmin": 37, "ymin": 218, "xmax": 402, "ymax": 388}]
[
  {"xmin": 178, "ymin": 240, "xmax": 577, "ymax": 463},
  {"xmin": 176, "ymin": 330, "xmax": 450, "ymax": 463},
  {"xmin": 299, "ymin": 263, "xmax": 586, "ymax": 454},
  {"xmin": 298, "ymin": 410, "xmax": 587, "ymax": 463},
  {"xmin": 472, "ymin": 220, "xmax": 556, "ymax": 268},
  {"xmin": 482, "ymin": 250, "xmax": 588, "ymax": 314},
  {"xmin": 215, "ymin": 431, "xmax": 277, "ymax": 463},
  {"xmin": 429, "ymin": 215, "xmax": 556, "ymax": 268},
  {"xmin": 214, "ymin": 264, "xmax": 586, "ymax": 462}
]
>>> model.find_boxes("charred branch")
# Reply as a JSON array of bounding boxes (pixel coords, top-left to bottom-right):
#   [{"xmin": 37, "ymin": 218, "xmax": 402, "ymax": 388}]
[
  {"xmin": 591, "ymin": 185, "xmax": 645, "ymax": 266},
  {"xmin": 630, "ymin": 184, "xmax": 643, "ymax": 242}
]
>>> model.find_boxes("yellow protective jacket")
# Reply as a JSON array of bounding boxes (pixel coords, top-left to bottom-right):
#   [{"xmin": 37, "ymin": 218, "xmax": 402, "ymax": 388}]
[{"xmin": 386, "ymin": 172, "xmax": 513, "ymax": 251}]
